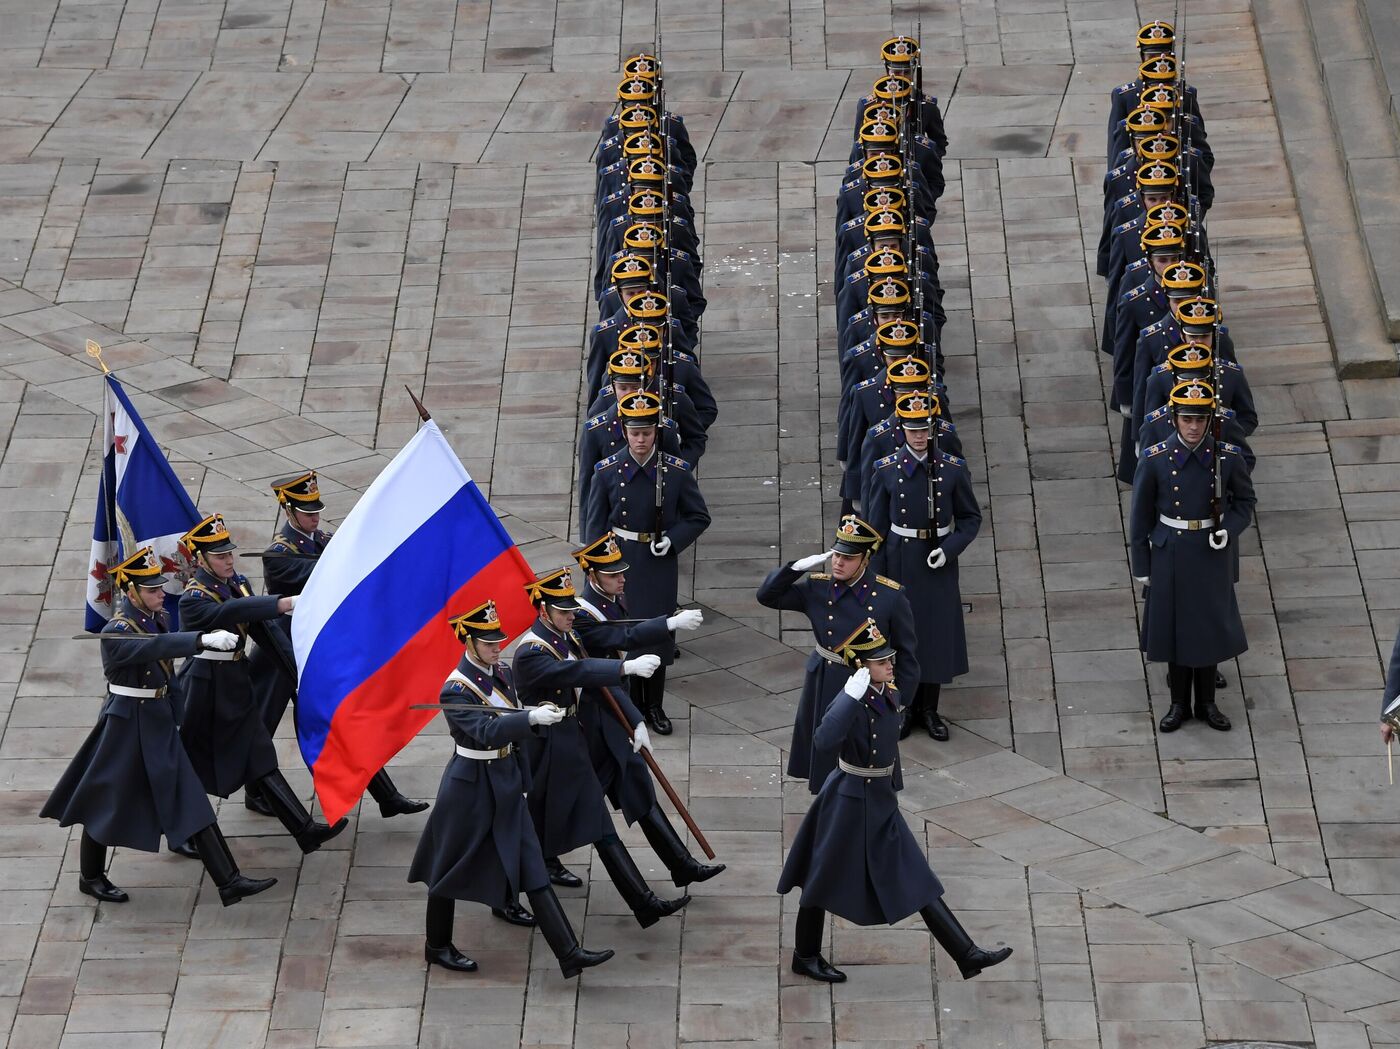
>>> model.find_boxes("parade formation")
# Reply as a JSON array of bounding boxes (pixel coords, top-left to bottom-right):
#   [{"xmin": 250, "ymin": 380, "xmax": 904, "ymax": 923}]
[{"xmin": 36, "ymin": 17, "xmax": 1300, "ymax": 1018}]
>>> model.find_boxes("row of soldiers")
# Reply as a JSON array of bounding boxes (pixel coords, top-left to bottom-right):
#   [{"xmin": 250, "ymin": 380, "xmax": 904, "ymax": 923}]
[
  {"xmin": 1100, "ymin": 20, "xmax": 1257, "ymax": 732},
  {"xmin": 761, "ymin": 37, "xmax": 1014, "ymax": 984}
]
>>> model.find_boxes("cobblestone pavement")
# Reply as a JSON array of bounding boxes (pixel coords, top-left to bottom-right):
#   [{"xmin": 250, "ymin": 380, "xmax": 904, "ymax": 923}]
[{"xmin": 3, "ymin": 0, "xmax": 1400, "ymax": 1047}]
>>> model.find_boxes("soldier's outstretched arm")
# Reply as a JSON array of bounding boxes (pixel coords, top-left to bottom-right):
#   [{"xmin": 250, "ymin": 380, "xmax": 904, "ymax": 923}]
[
  {"xmin": 99, "ymin": 626, "xmax": 202, "ymax": 670},
  {"xmin": 178, "ymin": 590, "xmax": 283, "ymax": 631}
]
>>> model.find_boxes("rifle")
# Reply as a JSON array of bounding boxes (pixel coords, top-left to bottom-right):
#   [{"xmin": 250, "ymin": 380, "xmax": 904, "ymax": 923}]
[
  {"xmin": 911, "ymin": 21, "xmax": 924, "ymax": 139},
  {"xmin": 653, "ymin": 24, "xmax": 673, "ymax": 546}
]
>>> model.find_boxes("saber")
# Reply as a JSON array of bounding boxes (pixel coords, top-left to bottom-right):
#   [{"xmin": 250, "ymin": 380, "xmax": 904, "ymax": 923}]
[
  {"xmin": 411, "ymin": 702, "xmax": 550, "ymax": 713},
  {"xmin": 255, "ymin": 550, "xmax": 320, "ymax": 560},
  {"xmin": 71, "ymin": 633, "xmax": 160, "ymax": 641}
]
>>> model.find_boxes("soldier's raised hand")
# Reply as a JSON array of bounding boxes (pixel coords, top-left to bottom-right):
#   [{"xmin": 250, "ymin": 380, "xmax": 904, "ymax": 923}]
[
  {"xmin": 667, "ymin": 608, "xmax": 703, "ymax": 632},
  {"xmin": 528, "ymin": 705, "xmax": 566, "ymax": 727},
  {"xmin": 926, "ymin": 547, "xmax": 947, "ymax": 570},
  {"xmin": 844, "ymin": 667, "xmax": 871, "ymax": 697},
  {"xmin": 623, "ymin": 654, "xmax": 661, "ymax": 679},
  {"xmin": 792, "ymin": 550, "xmax": 832, "ymax": 573},
  {"xmin": 200, "ymin": 630, "xmax": 239, "ymax": 651}
]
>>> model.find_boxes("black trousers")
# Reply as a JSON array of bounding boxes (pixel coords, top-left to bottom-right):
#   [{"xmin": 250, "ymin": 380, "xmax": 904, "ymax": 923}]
[
  {"xmin": 1168, "ymin": 663, "xmax": 1217, "ymax": 709},
  {"xmin": 630, "ymin": 669, "xmax": 668, "ymax": 712}
]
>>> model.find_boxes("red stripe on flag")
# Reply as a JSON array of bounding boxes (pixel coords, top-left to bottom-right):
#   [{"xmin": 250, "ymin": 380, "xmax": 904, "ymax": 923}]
[{"xmin": 309, "ymin": 546, "xmax": 536, "ymax": 824}]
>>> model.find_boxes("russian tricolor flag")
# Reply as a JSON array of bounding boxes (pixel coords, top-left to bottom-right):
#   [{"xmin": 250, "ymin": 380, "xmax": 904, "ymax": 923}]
[{"xmin": 292, "ymin": 421, "xmax": 536, "ymax": 823}]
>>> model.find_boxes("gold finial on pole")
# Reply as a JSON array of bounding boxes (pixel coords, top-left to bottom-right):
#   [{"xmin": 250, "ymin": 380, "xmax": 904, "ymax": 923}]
[{"xmin": 85, "ymin": 339, "xmax": 110, "ymax": 374}]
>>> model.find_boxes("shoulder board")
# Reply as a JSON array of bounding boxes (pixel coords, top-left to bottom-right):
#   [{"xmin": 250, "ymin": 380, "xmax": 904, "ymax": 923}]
[
  {"xmin": 1189, "ymin": 146, "xmax": 1205, "ymax": 158},
  {"xmin": 870, "ymin": 419, "xmax": 893, "ymax": 435},
  {"xmin": 584, "ymin": 412, "xmax": 611, "ymax": 431},
  {"xmin": 1113, "ymin": 82, "xmax": 1135, "ymax": 95},
  {"xmin": 844, "ymin": 272, "xmax": 863, "ymax": 286},
  {"xmin": 844, "ymin": 246, "xmax": 870, "ymax": 264},
  {"xmin": 940, "ymin": 419, "xmax": 957, "ymax": 433},
  {"xmin": 595, "ymin": 317, "xmax": 619, "ymax": 331},
  {"xmin": 840, "ymin": 176, "xmax": 860, "ymax": 191},
  {"xmin": 839, "ymin": 217, "xmax": 862, "ymax": 231},
  {"xmin": 1219, "ymin": 407, "xmax": 1237, "ymax": 420},
  {"xmin": 1151, "ymin": 361, "xmax": 1171, "ymax": 374},
  {"xmin": 1144, "ymin": 440, "xmax": 1171, "ymax": 458},
  {"xmin": 601, "ymin": 190, "xmax": 625, "ymax": 204},
  {"xmin": 600, "ymin": 134, "xmax": 620, "ymax": 148},
  {"xmin": 1120, "ymin": 283, "xmax": 1147, "ymax": 303},
  {"xmin": 105, "ymin": 619, "xmax": 134, "ymax": 633},
  {"xmin": 1221, "ymin": 358, "xmax": 1242, "ymax": 372},
  {"xmin": 1221, "ymin": 442, "xmax": 1243, "ymax": 455},
  {"xmin": 938, "ymin": 450, "xmax": 966, "ymax": 467},
  {"xmin": 447, "ymin": 680, "xmax": 467, "ymax": 694},
  {"xmin": 1109, "ymin": 162, "xmax": 1130, "ymax": 178},
  {"xmin": 595, "ymin": 451, "xmax": 624, "ymax": 472},
  {"xmin": 875, "ymin": 452, "xmax": 900, "ymax": 469},
  {"xmin": 661, "ymin": 453, "xmax": 693, "ymax": 471},
  {"xmin": 1126, "ymin": 256, "xmax": 1149, "ymax": 271},
  {"xmin": 1142, "ymin": 319, "xmax": 1167, "ymax": 336},
  {"xmin": 915, "ymin": 216, "xmax": 930, "ymax": 229},
  {"xmin": 1144, "ymin": 404, "xmax": 1170, "ymax": 423},
  {"xmin": 267, "ymin": 539, "xmax": 292, "ymax": 553},
  {"xmin": 809, "ymin": 572, "xmax": 831, "ymax": 581},
  {"xmin": 673, "ymin": 350, "xmax": 696, "ymax": 364},
  {"xmin": 874, "ymin": 574, "xmax": 902, "ymax": 590},
  {"xmin": 1112, "ymin": 217, "xmax": 1140, "ymax": 235},
  {"xmin": 1114, "ymin": 191, "xmax": 1135, "ymax": 208},
  {"xmin": 600, "ymin": 160, "xmax": 623, "ymax": 175},
  {"xmin": 662, "ymin": 416, "xmax": 677, "ymax": 430},
  {"xmin": 672, "ymin": 382, "xmax": 687, "ymax": 395},
  {"xmin": 672, "ymin": 249, "xmax": 692, "ymax": 262},
  {"xmin": 852, "ymin": 306, "xmax": 872, "ymax": 321},
  {"xmin": 853, "ymin": 376, "xmax": 881, "ymax": 392}
]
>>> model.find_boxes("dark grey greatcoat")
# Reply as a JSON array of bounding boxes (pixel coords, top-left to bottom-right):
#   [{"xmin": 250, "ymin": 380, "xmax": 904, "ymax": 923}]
[
  {"xmin": 177, "ymin": 568, "xmax": 291, "ymax": 797},
  {"xmin": 1130, "ymin": 433, "xmax": 1256, "ymax": 666},
  {"xmin": 512, "ymin": 621, "xmax": 626, "ymax": 856},
  {"xmin": 582, "ymin": 450, "xmax": 710, "ymax": 665},
  {"xmin": 756, "ymin": 564, "xmax": 920, "ymax": 791},
  {"xmin": 407, "ymin": 660, "xmax": 549, "ymax": 905},
  {"xmin": 777, "ymin": 683, "xmax": 943, "ymax": 925},
  {"xmin": 573, "ymin": 580, "xmax": 666, "ymax": 824},
  {"xmin": 249, "ymin": 521, "xmax": 330, "ymax": 733},
  {"xmin": 865, "ymin": 447, "xmax": 981, "ymax": 684},
  {"xmin": 41, "ymin": 598, "xmax": 216, "ymax": 852}
]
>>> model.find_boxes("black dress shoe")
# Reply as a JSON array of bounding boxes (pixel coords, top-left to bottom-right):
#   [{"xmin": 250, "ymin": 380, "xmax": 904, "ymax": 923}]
[
  {"xmin": 791, "ymin": 952, "xmax": 847, "ymax": 983},
  {"xmin": 559, "ymin": 945, "xmax": 615, "ymax": 979},
  {"xmin": 168, "ymin": 840, "xmax": 200, "ymax": 859},
  {"xmin": 1158, "ymin": 704, "xmax": 1189, "ymax": 733},
  {"xmin": 545, "ymin": 858, "xmax": 582, "ymax": 888},
  {"xmin": 1195, "ymin": 702, "xmax": 1231, "ymax": 731},
  {"xmin": 645, "ymin": 706, "xmax": 673, "ymax": 736},
  {"xmin": 425, "ymin": 943, "xmax": 478, "ymax": 972},
  {"xmin": 78, "ymin": 875, "xmax": 129, "ymax": 903},
  {"xmin": 295, "ymin": 817, "xmax": 349, "ymax": 854},
  {"xmin": 633, "ymin": 891, "xmax": 690, "ymax": 929},
  {"xmin": 921, "ymin": 710, "xmax": 949, "ymax": 742},
  {"xmin": 1215, "ymin": 670, "xmax": 1227, "ymax": 689},
  {"xmin": 219, "ymin": 874, "xmax": 277, "ymax": 907},
  {"xmin": 957, "ymin": 945, "xmax": 1013, "ymax": 979},
  {"xmin": 243, "ymin": 788, "xmax": 275, "ymax": 818},
  {"xmin": 379, "ymin": 795, "xmax": 429, "ymax": 819},
  {"xmin": 672, "ymin": 860, "xmax": 725, "ymax": 888},
  {"xmin": 491, "ymin": 902, "xmax": 536, "ymax": 927}
]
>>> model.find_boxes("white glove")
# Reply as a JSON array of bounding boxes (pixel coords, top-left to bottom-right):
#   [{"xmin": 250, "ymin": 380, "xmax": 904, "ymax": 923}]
[
  {"xmin": 632, "ymin": 723, "xmax": 653, "ymax": 753},
  {"xmin": 623, "ymin": 654, "xmax": 661, "ymax": 679},
  {"xmin": 650, "ymin": 535, "xmax": 672, "ymax": 556},
  {"xmin": 844, "ymin": 667, "xmax": 871, "ymax": 698},
  {"xmin": 1209, "ymin": 529, "xmax": 1228, "ymax": 550},
  {"xmin": 284, "ymin": 595, "xmax": 298, "ymax": 609},
  {"xmin": 200, "ymin": 630, "xmax": 238, "ymax": 652},
  {"xmin": 792, "ymin": 551, "xmax": 831, "ymax": 572},
  {"xmin": 667, "ymin": 608, "xmax": 703, "ymax": 632},
  {"xmin": 528, "ymin": 705, "xmax": 565, "ymax": 726},
  {"xmin": 926, "ymin": 547, "xmax": 947, "ymax": 570},
  {"xmin": 1133, "ymin": 576, "xmax": 1149, "ymax": 586}
]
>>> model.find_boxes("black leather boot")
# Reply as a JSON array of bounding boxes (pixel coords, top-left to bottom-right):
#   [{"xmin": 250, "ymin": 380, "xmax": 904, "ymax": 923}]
[
  {"xmin": 491, "ymin": 900, "xmax": 536, "ymax": 927},
  {"xmin": 545, "ymin": 856, "xmax": 582, "ymax": 888},
  {"xmin": 527, "ymin": 886, "xmax": 614, "ymax": 979},
  {"xmin": 920, "ymin": 899, "xmax": 1012, "ymax": 979},
  {"xmin": 424, "ymin": 894, "xmax": 477, "ymax": 972},
  {"xmin": 78, "ymin": 831, "xmax": 128, "ymax": 903},
  {"xmin": 167, "ymin": 838, "xmax": 200, "ymax": 859},
  {"xmin": 1159, "ymin": 664, "xmax": 1191, "ymax": 733},
  {"xmin": 256, "ymin": 770, "xmax": 348, "ymax": 854},
  {"xmin": 366, "ymin": 769, "xmax": 428, "ymax": 818},
  {"xmin": 189, "ymin": 824, "xmax": 277, "ymax": 907},
  {"xmin": 596, "ymin": 835, "xmax": 689, "ymax": 928},
  {"xmin": 918, "ymin": 684, "xmax": 948, "ymax": 741},
  {"xmin": 243, "ymin": 781, "xmax": 275, "ymax": 817},
  {"xmin": 637, "ymin": 805, "xmax": 725, "ymax": 887},
  {"xmin": 634, "ymin": 674, "xmax": 672, "ymax": 736},
  {"xmin": 1193, "ymin": 665, "xmax": 1231, "ymax": 731},
  {"xmin": 791, "ymin": 905, "xmax": 845, "ymax": 982}
]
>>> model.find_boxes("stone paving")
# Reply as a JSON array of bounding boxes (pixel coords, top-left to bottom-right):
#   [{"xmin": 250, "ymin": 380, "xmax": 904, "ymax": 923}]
[{"xmin": 2, "ymin": 0, "xmax": 1400, "ymax": 1047}]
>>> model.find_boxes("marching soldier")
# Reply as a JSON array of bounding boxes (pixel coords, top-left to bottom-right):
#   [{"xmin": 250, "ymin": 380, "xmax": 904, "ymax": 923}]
[
  {"xmin": 596, "ymin": 220, "xmax": 704, "ymax": 311},
  {"xmin": 756, "ymin": 515, "xmax": 920, "ymax": 790},
  {"xmin": 863, "ymin": 393, "xmax": 981, "ymax": 741},
  {"xmin": 851, "ymin": 41, "xmax": 949, "ymax": 156},
  {"xmin": 856, "ymin": 389, "xmax": 961, "ymax": 501},
  {"xmin": 597, "ymin": 60, "xmax": 698, "ymax": 172},
  {"xmin": 582, "ymin": 391, "xmax": 711, "ymax": 735},
  {"xmin": 836, "ymin": 154, "xmax": 939, "ymax": 229},
  {"xmin": 837, "ymin": 207, "xmax": 934, "ymax": 281},
  {"xmin": 837, "ymin": 244, "xmax": 941, "ymax": 335},
  {"xmin": 597, "ymin": 252, "xmax": 702, "ymax": 334},
  {"xmin": 1130, "ymin": 381, "xmax": 1255, "ymax": 733},
  {"xmin": 248, "ymin": 472, "xmax": 426, "ymax": 820},
  {"xmin": 571, "ymin": 534, "xmax": 724, "ymax": 886},
  {"xmin": 776, "ymin": 621, "xmax": 1010, "ymax": 983},
  {"xmin": 178, "ymin": 513, "xmax": 347, "ymax": 853},
  {"xmin": 408, "ymin": 601, "xmax": 614, "ymax": 978},
  {"xmin": 838, "ymin": 354, "xmax": 933, "ymax": 508},
  {"xmin": 512, "ymin": 568, "xmax": 692, "ymax": 926},
  {"xmin": 842, "ymin": 316, "xmax": 945, "ymax": 397},
  {"xmin": 588, "ymin": 287, "xmax": 697, "ymax": 403},
  {"xmin": 42, "ymin": 547, "xmax": 277, "ymax": 907},
  {"xmin": 1136, "ymin": 343, "xmax": 1257, "ymax": 462}
]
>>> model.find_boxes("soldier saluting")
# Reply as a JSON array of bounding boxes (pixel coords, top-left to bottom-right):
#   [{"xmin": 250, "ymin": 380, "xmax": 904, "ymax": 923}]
[
  {"xmin": 42, "ymin": 548, "xmax": 276, "ymax": 907},
  {"xmin": 408, "ymin": 601, "xmax": 614, "ymax": 979},
  {"xmin": 1130, "ymin": 381, "xmax": 1255, "ymax": 733}
]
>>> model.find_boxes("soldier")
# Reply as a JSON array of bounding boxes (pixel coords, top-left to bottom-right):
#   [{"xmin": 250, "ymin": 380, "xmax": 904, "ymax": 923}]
[
  {"xmin": 597, "ymin": 252, "xmax": 702, "ymax": 334},
  {"xmin": 596, "ymin": 207, "xmax": 701, "ymax": 298},
  {"xmin": 841, "ymin": 315, "xmax": 944, "ymax": 396},
  {"xmin": 856, "ymin": 388, "xmax": 961, "ymax": 500},
  {"xmin": 777, "ymin": 621, "xmax": 1011, "ymax": 983},
  {"xmin": 587, "ymin": 338, "xmax": 716, "ymax": 435},
  {"xmin": 408, "ymin": 601, "xmax": 614, "ymax": 978},
  {"xmin": 756, "ymin": 515, "xmax": 920, "ymax": 790},
  {"xmin": 42, "ymin": 547, "xmax": 277, "ymax": 907},
  {"xmin": 1130, "ymin": 381, "xmax": 1255, "ymax": 732},
  {"xmin": 588, "ymin": 287, "xmax": 697, "ymax": 404},
  {"xmin": 840, "ymin": 277, "xmax": 945, "ymax": 361},
  {"xmin": 839, "ymin": 217, "xmax": 941, "ymax": 293},
  {"xmin": 596, "ymin": 118, "xmax": 694, "ymax": 195},
  {"xmin": 1380, "ymin": 623, "xmax": 1400, "ymax": 745},
  {"xmin": 851, "ymin": 43, "xmax": 949, "ymax": 156},
  {"xmin": 836, "ymin": 153, "xmax": 939, "ymax": 229},
  {"xmin": 248, "ymin": 472, "xmax": 426, "ymax": 820},
  {"xmin": 836, "ymin": 207, "xmax": 933, "ymax": 280},
  {"xmin": 836, "ymin": 244, "xmax": 941, "ymax": 334},
  {"xmin": 571, "ymin": 534, "xmax": 724, "ymax": 886},
  {"xmin": 178, "ymin": 513, "xmax": 347, "ymax": 853},
  {"xmin": 1136, "ymin": 343, "xmax": 1257, "ymax": 466},
  {"xmin": 513, "ymin": 568, "xmax": 691, "ymax": 926},
  {"xmin": 863, "ymin": 393, "xmax": 981, "ymax": 741},
  {"xmin": 582, "ymin": 391, "xmax": 711, "ymax": 734},
  {"xmin": 596, "ymin": 220, "xmax": 704, "ymax": 308},
  {"xmin": 596, "ymin": 63, "xmax": 698, "ymax": 173},
  {"xmin": 838, "ymin": 355, "xmax": 933, "ymax": 509}
]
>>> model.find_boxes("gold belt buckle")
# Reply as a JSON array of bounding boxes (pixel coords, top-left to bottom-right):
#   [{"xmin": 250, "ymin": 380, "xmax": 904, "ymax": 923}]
[
  {"xmin": 497, "ymin": 746, "xmax": 511, "ymax": 759},
  {"xmin": 1188, "ymin": 520, "xmax": 1201, "ymax": 530}
]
